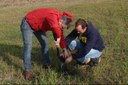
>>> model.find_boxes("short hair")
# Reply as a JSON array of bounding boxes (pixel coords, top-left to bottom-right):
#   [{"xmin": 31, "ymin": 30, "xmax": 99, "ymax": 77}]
[
  {"xmin": 75, "ymin": 18, "xmax": 88, "ymax": 29},
  {"xmin": 61, "ymin": 15, "xmax": 72, "ymax": 28}
]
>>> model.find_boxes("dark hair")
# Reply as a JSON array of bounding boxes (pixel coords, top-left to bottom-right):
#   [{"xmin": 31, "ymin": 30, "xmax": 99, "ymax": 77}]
[
  {"xmin": 61, "ymin": 15, "xmax": 72, "ymax": 28},
  {"xmin": 75, "ymin": 18, "xmax": 88, "ymax": 29}
]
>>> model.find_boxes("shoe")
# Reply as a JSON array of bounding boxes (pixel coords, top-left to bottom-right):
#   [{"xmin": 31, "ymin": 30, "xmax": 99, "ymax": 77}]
[
  {"xmin": 85, "ymin": 58, "xmax": 91, "ymax": 64},
  {"xmin": 23, "ymin": 71, "xmax": 33, "ymax": 80},
  {"xmin": 92, "ymin": 57, "xmax": 101, "ymax": 64},
  {"xmin": 88, "ymin": 57, "xmax": 101, "ymax": 67},
  {"xmin": 42, "ymin": 64, "xmax": 54, "ymax": 69}
]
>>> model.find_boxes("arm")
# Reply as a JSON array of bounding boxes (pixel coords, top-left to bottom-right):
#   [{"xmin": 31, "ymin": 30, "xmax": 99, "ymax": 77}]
[
  {"xmin": 65, "ymin": 29, "xmax": 78, "ymax": 45},
  {"xmin": 46, "ymin": 14, "xmax": 65, "ymax": 48},
  {"xmin": 59, "ymin": 29, "xmax": 78, "ymax": 59},
  {"xmin": 54, "ymin": 38, "xmax": 61, "ymax": 47}
]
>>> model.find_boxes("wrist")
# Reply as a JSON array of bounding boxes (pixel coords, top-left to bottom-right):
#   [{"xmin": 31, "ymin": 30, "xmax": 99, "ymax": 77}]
[
  {"xmin": 57, "ymin": 38, "xmax": 61, "ymax": 42},
  {"xmin": 63, "ymin": 48, "xmax": 67, "ymax": 52}
]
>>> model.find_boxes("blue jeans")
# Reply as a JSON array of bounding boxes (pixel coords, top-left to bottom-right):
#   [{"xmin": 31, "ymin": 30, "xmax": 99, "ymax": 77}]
[
  {"xmin": 68, "ymin": 40, "xmax": 102, "ymax": 64},
  {"xmin": 20, "ymin": 17, "xmax": 50, "ymax": 71}
]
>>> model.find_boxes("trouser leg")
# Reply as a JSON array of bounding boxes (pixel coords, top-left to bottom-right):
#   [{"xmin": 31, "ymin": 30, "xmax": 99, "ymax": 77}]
[
  {"xmin": 34, "ymin": 31, "xmax": 50, "ymax": 65},
  {"xmin": 20, "ymin": 17, "xmax": 33, "ymax": 71}
]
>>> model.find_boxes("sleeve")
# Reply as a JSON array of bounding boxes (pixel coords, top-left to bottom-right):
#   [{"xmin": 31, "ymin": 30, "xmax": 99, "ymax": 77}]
[
  {"xmin": 65, "ymin": 29, "xmax": 78, "ymax": 45},
  {"xmin": 73, "ymin": 33, "xmax": 97, "ymax": 59},
  {"xmin": 60, "ymin": 33, "xmax": 66, "ymax": 48},
  {"xmin": 46, "ymin": 14, "xmax": 62, "ymax": 38},
  {"xmin": 46, "ymin": 14, "xmax": 66, "ymax": 48}
]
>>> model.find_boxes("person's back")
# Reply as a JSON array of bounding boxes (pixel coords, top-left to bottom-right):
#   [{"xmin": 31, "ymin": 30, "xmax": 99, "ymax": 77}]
[
  {"xmin": 83, "ymin": 21, "xmax": 105, "ymax": 52},
  {"xmin": 26, "ymin": 8, "xmax": 60, "ymax": 31}
]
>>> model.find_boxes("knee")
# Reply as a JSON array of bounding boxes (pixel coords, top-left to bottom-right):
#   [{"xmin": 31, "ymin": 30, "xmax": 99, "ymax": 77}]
[{"xmin": 68, "ymin": 40, "xmax": 77, "ymax": 51}]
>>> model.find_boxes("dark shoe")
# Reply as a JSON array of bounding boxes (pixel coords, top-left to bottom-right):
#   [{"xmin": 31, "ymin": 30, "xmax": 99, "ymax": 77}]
[
  {"xmin": 42, "ymin": 64, "xmax": 54, "ymax": 69},
  {"xmin": 88, "ymin": 57, "xmax": 101, "ymax": 67},
  {"xmin": 76, "ymin": 58, "xmax": 91, "ymax": 65},
  {"xmin": 92, "ymin": 57, "xmax": 101, "ymax": 64},
  {"xmin": 23, "ymin": 71, "xmax": 33, "ymax": 80}
]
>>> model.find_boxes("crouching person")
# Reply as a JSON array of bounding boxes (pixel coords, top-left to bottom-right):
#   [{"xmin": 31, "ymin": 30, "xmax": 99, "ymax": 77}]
[{"xmin": 60, "ymin": 18, "xmax": 105, "ymax": 67}]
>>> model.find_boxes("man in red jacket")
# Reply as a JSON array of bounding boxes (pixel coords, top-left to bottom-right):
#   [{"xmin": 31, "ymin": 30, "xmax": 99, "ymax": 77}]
[{"xmin": 20, "ymin": 8, "xmax": 74, "ymax": 80}]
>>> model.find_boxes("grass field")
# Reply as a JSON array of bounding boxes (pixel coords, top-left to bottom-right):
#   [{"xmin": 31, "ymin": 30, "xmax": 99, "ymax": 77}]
[{"xmin": 0, "ymin": 0, "xmax": 128, "ymax": 84}]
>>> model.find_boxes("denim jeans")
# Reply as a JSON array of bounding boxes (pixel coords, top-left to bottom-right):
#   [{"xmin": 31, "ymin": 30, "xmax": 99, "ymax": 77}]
[
  {"xmin": 20, "ymin": 17, "xmax": 50, "ymax": 71},
  {"xmin": 68, "ymin": 40, "xmax": 102, "ymax": 64}
]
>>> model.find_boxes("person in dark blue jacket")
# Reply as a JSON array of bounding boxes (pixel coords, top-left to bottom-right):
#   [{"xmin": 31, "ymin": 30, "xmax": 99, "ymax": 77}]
[{"xmin": 60, "ymin": 18, "xmax": 105, "ymax": 66}]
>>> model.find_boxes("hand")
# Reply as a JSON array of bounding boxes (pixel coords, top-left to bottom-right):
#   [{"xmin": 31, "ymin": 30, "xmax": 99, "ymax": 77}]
[
  {"xmin": 54, "ymin": 40, "xmax": 60, "ymax": 48},
  {"xmin": 59, "ymin": 51, "xmax": 72, "ymax": 64},
  {"xmin": 60, "ymin": 52, "xmax": 65, "ymax": 57},
  {"xmin": 65, "ymin": 56, "xmax": 73, "ymax": 64},
  {"xmin": 63, "ymin": 49, "xmax": 70, "ymax": 58},
  {"xmin": 54, "ymin": 38, "xmax": 61, "ymax": 48}
]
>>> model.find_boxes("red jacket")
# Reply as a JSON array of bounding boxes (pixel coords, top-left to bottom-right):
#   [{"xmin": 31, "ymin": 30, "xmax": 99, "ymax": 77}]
[{"xmin": 26, "ymin": 8, "xmax": 73, "ymax": 48}]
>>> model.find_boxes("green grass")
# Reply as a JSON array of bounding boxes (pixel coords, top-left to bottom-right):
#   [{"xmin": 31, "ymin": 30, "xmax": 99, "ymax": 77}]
[{"xmin": 0, "ymin": 0, "xmax": 128, "ymax": 84}]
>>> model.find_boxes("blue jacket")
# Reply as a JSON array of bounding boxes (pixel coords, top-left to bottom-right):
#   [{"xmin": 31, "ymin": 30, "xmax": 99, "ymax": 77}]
[{"xmin": 65, "ymin": 21, "xmax": 105, "ymax": 59}]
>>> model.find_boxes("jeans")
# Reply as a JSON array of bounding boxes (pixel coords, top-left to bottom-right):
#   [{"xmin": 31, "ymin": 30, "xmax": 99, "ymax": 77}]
[
  {"xmin": 20, "ymin": 17, "xmax": 50, "ymax": 71},
  {"xmin": 68, "ymin": 40, "xmax": 102, "ymax": 64}
]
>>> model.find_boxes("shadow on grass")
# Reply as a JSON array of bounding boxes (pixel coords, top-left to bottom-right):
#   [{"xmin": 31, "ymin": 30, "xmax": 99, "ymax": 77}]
[
  {"xmin": 0, "ymin": 43, "xmax": 97, "ymax": 84},
  {"xmin": 0, "ymin": 43, "xmax": 60, "ymax": 71}
]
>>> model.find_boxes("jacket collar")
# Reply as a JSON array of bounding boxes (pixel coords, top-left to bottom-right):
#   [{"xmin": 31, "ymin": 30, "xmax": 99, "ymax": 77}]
[{"xmin": 83, "ymin": 21, "xmax": 93, "ymax": 35}]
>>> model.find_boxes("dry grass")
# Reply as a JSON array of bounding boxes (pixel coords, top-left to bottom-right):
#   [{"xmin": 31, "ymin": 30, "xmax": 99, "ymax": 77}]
[{"xmin": 0, "ymin": 0, "xmax": 113, "ymax": 8}]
